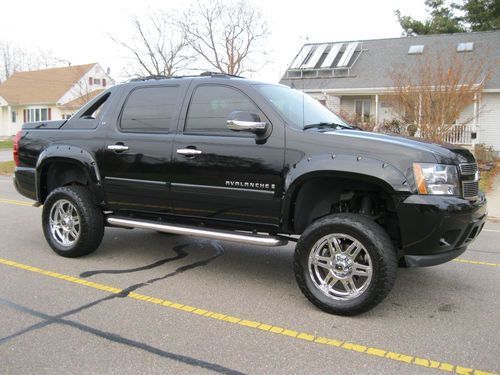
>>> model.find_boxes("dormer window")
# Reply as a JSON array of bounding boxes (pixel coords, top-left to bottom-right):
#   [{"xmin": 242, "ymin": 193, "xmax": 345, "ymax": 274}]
[
  {"xmin": 457, "ymin": 42, "xmax": 474, "ymax": 52},
  {"xmin": 408, "ymin": 45, "xmax": 424, "ymax": 55}
]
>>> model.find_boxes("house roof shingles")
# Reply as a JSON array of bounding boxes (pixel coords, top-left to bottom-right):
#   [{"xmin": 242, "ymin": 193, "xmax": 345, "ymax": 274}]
[
  {"xmin": 279, "ymin": 30, "xmax": 500, "ymax": 92},
  {"xmin": 0, "ymin": 63, "xmax": 96, "ymax": 105}
]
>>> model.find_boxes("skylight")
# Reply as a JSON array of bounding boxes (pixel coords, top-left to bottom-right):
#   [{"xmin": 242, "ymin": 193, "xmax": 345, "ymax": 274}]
[
  {"xmin": 408, "ymin": 45, "xmax": 424, "ymax": 55},
  {"xmin": 457, "ymin": 42, "xmax": 474, "ymax": 52},
  {"xmin": 320, "ymin": 43, "xmax": 343, "ymax": 68},
  {"xmin": 337, "ymin": 42, "xmax": 359, "ymax": 67}
]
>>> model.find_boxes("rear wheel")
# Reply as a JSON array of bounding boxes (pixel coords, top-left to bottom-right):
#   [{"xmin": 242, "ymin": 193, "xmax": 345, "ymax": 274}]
[
  {"xmin": 42, "ymin": 186, "xmax": 104, "ymax": 258},
  {"xmin": 294, "ymin": 213, "xmax": 397, "ymax": 316}
]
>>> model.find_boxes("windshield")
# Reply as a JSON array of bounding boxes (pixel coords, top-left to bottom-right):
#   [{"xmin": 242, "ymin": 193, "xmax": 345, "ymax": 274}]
[{"xmin": 255, "ymin": 84, "xmax": 350, "ymax": 129}]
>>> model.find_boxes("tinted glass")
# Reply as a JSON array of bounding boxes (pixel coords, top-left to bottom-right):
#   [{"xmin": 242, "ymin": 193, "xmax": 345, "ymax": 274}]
[
  {"xmin": 121, "ymin": 86, "xmax": 178, "ymax": 132},
  {"xmin": 185, "ymin": 85, "xmax": 258, "ymax": 135}
]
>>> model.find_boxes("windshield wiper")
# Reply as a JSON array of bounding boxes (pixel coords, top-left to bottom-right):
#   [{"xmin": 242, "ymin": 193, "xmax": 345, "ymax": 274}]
[{"xmin": 303, "ymin": 122, "xmax": 352, "ymax": 130}]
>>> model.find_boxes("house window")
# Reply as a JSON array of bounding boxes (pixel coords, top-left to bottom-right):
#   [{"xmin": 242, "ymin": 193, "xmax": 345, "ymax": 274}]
[
  {"xmin": 11, "ymin": 111, "xmax": 17, "ymax": 123},
  {"xmin": 41, "ymin": 108, "xmax": 48, "ymax": 121},
  {"xmin": 89, "ymin": 77, "xmax": 93, "ymax": 85},
  {"xmin": 94, "ymin": 78, "xmax": 101, "ymax": 85},
  {"xmin": 23, "ymin": 107, "xmax": 50, "ymax": 122},
  {"xmin": 408, "ymin": 45, "xmax": 424, "ymax": 55},
  {"xmin": 457, "ymin": 42, "xmax": 474, "ymax": 52},
  {"xmin": 355, "ymin": 99, "xmax": 371, "ymax": 122},
  {"xmin": 62, "ymin": 114, "xmax": 73, "ymax": 120}
]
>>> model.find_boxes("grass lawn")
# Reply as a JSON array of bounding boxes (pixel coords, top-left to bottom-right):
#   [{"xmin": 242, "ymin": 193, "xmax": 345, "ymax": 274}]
[
  {"xmin": 0, "ymin": 139, "xmax": 13, "ymax": 149},
  {"xmin": 0, "ymin": 161, "xmax": 14, "ymax": 175}
]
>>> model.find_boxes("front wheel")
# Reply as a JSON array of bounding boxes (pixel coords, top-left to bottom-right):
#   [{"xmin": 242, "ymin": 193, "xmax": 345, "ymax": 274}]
[
  {"xmin": 294, "ymin": 213, "xmax": 397, "ymax": 316},
  {"xmin": 42, "ymin": 186, "xmax": 104, "ymax": 258}
]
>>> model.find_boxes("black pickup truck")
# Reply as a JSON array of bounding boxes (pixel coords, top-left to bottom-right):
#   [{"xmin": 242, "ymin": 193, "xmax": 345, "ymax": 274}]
[{"xmin": 13, "ymin": 73, "xmax": 487, "ymax": 315}]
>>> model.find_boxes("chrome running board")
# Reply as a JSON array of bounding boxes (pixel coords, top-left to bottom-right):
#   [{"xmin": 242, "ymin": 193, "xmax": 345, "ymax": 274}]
[{"xmin": 106, "ymin": 216, "xmax": 287, "ymax": 247}]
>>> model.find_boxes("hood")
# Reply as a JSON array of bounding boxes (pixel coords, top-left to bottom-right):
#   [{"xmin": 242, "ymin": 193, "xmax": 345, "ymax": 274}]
[{"xmin": 323, "ymin": 129, "xmax": 475, "ymax": 165}]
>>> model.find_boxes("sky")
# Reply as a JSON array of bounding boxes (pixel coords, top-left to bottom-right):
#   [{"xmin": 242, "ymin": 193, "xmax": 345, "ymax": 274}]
[{"xmin": 0, "ymin": 0, "xmax": 428, "ymax": 83}]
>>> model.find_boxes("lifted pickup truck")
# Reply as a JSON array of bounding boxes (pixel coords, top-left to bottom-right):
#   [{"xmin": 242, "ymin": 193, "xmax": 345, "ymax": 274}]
[{"xmin": 13, "ymin": 72, "xmax": 487, "ymax": 315}]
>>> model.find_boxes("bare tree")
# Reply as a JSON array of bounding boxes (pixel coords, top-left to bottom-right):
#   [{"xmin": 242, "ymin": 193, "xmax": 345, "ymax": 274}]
[
  {"xmin": 110, "ymin": 11, "xmax": 193, "ymax": 78},
  {"xmin": 390, "ymin": 47, "xmax": 493, "ymax": 142},
  {"xmin": 0, "ymin": 40, "xmax": 59, "ymax": 82},
  {"xmin": 178, "ymin": 0, "xmax": 269, "ymax": 75}
]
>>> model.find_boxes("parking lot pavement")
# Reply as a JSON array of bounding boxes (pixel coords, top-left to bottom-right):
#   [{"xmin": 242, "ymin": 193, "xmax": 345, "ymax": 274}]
[{"xmin": 0, "ymin": 175, "xmax": 498, "ymax": 374}]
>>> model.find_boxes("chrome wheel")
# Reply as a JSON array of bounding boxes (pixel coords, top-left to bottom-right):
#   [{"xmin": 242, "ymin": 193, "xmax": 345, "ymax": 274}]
[
  {"xmin": 308, "ymin": 233, "xmax": 372, "ymax": 301},
  {"xmin": 49, "ymin": 199, "xmax": 81, "ymax": 247}
]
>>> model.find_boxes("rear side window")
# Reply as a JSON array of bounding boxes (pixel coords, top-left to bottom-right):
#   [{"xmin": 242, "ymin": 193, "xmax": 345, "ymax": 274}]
[
  {"xmin": 121, "ymin": 86, "xmax": 179, "ymax": 132},
  {"xmin": 185, "ymin": 85, "xmax": 258, "ymax": 136}
]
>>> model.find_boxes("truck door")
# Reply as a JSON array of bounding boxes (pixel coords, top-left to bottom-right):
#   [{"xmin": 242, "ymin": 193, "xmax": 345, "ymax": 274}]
[
  {"xmin": 100, "ymin": 84, "xmax": 184, "ymax": 213},
  {"xmin": 170, "ymin": 83, "xmax": 285, "ymax": 230}
]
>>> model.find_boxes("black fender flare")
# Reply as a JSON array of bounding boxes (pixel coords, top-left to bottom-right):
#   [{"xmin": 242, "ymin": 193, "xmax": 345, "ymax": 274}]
[
  {"xmin": 281, "ymin": 153, "xmax": 411, "ymax": 231},
  {"xmin": 35, "ymin": 144, "xmax": 105, "ymax": 204}
]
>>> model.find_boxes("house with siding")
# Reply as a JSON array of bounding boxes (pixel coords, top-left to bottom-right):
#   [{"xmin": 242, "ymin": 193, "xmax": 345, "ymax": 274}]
[
  {"xmin": 279, "ymin": 30, "xmax": 500, "ymax": 150},
  {"xmin": 0, "ymin": 63, "xmax": 114, "ymax": 136}
]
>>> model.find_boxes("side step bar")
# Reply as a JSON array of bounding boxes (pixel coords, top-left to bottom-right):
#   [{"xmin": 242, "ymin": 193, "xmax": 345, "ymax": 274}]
[{"xmin": 106, "ymin": 216, "xmax": 288, "ymax": 247}]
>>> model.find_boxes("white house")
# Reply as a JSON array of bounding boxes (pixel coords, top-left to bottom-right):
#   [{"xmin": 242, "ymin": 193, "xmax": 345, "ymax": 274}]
[
  {"xmin": 279, "ymin": 30, "xmax": 500, "ymax": 150},
  {"xmin": 0, "ymin": 63, "xmax": 114, "ymax": 136}
]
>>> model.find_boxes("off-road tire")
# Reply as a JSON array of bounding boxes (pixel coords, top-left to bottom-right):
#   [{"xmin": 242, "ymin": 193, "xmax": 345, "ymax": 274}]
[
  {"xmin": 294, "ymin": 213, "xmax": 397, "ymax": 316},
  {"xmin": 42, "ymin": 186, "xmax": 104, "ymax": 258}
]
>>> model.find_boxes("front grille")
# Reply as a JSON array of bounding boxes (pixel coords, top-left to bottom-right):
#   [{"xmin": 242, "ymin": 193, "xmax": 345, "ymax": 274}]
[
  {"xmin": 463, "ymin": 180, "xmax": 479, "ymax": 199},
  {"xmin": 459, "ymin": 163, "xmax": 479, "ymax": 199},
  {"xmin": 459, "ymin": 163, "xmax": 478, "ymax": 175}
]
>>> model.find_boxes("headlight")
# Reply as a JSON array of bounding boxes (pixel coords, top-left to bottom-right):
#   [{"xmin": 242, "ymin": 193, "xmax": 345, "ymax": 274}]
[{"xmin": 413, "ymin": 163, "xmax": 459, "ymax": 195}]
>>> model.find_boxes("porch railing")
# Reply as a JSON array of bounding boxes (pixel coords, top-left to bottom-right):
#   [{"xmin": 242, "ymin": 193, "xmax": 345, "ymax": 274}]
[{"xmin": 442, "ymin": 124, "xmax": 473, "ymax": 145}]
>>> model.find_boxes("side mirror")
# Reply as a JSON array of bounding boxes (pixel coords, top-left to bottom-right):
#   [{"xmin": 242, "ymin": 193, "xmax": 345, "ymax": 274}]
[{"xmin": 226, "ymin": 111, "xmax": 268, "ymax": 134}]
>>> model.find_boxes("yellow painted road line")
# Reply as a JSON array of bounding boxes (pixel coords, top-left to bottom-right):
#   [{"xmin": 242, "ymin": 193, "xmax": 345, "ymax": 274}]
[
  {"xmin": 0, "ymin": 198, "xmax": 34, "ymax": 207},
  {"xmin": 0, "ymin": 257, "xmax": 497, "ymax": 375},
  {"xmin": 454, "ymin": 259, "xmax": 500, "ymax": 267}
]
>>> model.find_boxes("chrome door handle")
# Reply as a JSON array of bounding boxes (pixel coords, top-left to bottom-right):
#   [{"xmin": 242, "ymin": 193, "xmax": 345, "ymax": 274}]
[
  {"xmin": 177, "ymin": 148, "xmax": 202, "ymax": 156},
  {"xmin": 107, "ymin": 145, "xmax": 129, "ymax": 151}
]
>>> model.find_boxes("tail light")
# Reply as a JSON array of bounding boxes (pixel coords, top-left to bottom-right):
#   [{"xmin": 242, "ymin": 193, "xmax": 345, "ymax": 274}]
[{"xmin": 13, "ymin": 131, "xmax": 22, "ymax": 167}]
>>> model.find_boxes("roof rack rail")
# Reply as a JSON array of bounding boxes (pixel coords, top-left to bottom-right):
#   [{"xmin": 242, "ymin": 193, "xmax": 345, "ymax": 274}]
[
  {"xmin": 130, "ymin": 75, "xmax": 171, "ymax": 82},
  {"xmin": 199, "ymin": 71, "xmax": 245, "ymax": 79},
  {"xmin": 128, "ymin": 72, "xmax": 245, "ymax": 82}
]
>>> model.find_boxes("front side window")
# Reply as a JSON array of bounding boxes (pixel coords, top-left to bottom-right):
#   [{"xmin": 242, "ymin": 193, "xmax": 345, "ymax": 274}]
[
  {"xmin": 11, "ymin": 111, "xmax": 16, "ymax": 123},
  {"xmin": 185, "ymin": 85, "xmax": 259, "ymax": 136},
  {"xmin": 120, "ymin": 86, "xmax": 178, "ymax": 132}
]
